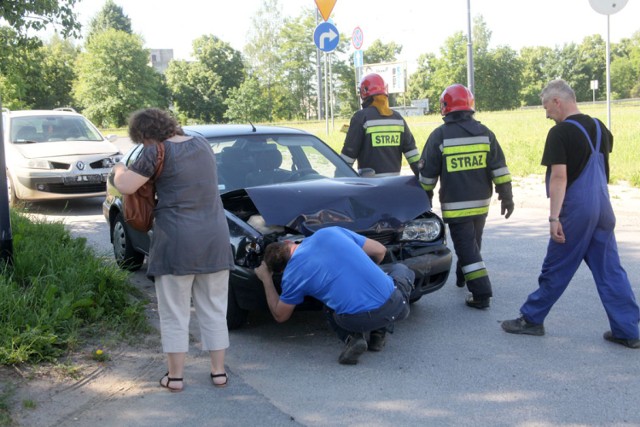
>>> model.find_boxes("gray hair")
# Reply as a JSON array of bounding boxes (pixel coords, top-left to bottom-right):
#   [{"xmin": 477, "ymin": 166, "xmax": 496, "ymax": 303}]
[{"xmin": 540, "ymin": 79, "xmax": 576, "ymax": 103}]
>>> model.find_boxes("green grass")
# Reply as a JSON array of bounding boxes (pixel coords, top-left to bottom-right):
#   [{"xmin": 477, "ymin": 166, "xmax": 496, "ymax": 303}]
[{"xmin": 0, "ymin": 210, "xmax": 149, "ymax": 366}]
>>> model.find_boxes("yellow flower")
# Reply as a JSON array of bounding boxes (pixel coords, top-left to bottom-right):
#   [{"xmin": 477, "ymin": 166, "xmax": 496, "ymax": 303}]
[{"xmin": 96, "ymin": 349, "xmax": 103, "ymax": 355}]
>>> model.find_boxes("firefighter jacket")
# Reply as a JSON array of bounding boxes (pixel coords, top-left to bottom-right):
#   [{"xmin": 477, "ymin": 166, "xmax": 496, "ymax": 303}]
[
  {"xmin": 418, "ymin": 112, "xmax": 512, "ymax": 223},
  {"xmin": 340, "ymin": 105, "xmax": 420, "ymax": 176}
]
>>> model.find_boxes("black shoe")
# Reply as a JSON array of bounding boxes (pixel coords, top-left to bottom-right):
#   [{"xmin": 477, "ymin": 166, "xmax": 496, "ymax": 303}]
[
  {"xmin": 603, "ymin": 331, "xmax": 640, "ymax": 349},
  {"xmin": 368, "ymin": 331, "xmax": 386, "ymax": 352},
  {"xmin": 501, "ymin": 316, "xmax": 545, "ymax": 336},
  {"xmin": 338, "ymin": 334, "xmax": 368, "ymax": 365},
  {"xmin": 465, "ymin": 294, "xmax": 490, "ymax": 309}
]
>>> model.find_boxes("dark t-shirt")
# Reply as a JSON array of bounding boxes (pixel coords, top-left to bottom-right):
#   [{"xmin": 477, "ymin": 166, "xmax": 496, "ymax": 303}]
[{"xmin": 541, "ymin": 114, "xmax": 613, "ymax": 188}]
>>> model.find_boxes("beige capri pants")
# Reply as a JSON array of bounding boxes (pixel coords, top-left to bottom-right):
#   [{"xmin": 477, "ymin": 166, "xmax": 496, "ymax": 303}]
[{"xmin": 155, "ymin": 270, "xmax": 230, "ymax": 353}]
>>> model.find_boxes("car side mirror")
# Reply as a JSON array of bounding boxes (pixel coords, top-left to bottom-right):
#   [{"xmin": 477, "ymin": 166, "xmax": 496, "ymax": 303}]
[
  {"xmin": 106, "ymin": 134, "xmax": 118, "ymax": 142},
  {"xmin": 358, "ymin": 168, "xmax": 376, "ymax": 178}
]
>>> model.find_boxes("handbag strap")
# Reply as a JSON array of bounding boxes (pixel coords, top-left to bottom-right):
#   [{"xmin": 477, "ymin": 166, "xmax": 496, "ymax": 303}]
[{"xmin": 150, "ymin": 142, "xmax": 165, "ymax": 181}]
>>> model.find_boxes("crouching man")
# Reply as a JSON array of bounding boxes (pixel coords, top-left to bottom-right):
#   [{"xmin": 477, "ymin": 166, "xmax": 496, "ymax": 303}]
[{"xmin": 254, "ymin": 226, "xmax": 415, "ymax": 365}]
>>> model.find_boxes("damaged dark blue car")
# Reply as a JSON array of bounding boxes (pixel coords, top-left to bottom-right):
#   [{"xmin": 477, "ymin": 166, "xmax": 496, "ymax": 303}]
[{"xmin": 103, "ymin": 124, "xmax": 452, "ymax": 329}]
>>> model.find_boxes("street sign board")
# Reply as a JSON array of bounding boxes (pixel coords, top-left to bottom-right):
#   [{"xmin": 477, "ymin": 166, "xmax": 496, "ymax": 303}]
[
  {"xmin": 314, "ymin": 22, "xmax": 339, "ymax": 52},
  {"xmin": 362, "ymin": 61, "xmax": 407, "ymax": 94},
  {"xmin": 352, "ymin": 26, "xmax": 363, "ymax": 50},
  {"xmin": 315, "ymin": 0, "xmax": 337, "ymax": 21}
]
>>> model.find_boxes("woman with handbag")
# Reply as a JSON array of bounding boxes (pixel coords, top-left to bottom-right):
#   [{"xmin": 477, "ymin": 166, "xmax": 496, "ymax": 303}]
[{"xmin": 112, "ymin": 108, "xmax": 233, "ymax": 391}]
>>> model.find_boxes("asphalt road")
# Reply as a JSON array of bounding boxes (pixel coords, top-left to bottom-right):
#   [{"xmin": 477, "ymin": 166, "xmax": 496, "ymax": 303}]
[{"xmin": 15, "ymin": 145, "xmax": 640, "ymax": 426}]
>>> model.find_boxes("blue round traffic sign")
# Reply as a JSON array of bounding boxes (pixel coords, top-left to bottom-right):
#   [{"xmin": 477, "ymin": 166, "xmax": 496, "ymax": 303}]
[{"xmin": 314, "ymin": 22, "xmax": 339, "ymax": 52}]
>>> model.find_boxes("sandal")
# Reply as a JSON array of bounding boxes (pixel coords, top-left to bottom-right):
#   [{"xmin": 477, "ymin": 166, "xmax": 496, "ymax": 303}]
[
  {"xmin": 159, "ymin": 372, "xmax": 183, "ymax": 393},
  {"xmin": 210, "ymin": 372, "xmax": 228, "ymax": 388}
]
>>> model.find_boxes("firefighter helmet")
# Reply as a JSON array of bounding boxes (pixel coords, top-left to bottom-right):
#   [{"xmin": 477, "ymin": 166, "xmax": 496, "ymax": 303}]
[
  {"xmin": 359, "ymin": 73, "xmax": 387, "ymax": 100},
  {"xmin": 440, "ymin": 84, "xmax": 475, "ymax": 115}
]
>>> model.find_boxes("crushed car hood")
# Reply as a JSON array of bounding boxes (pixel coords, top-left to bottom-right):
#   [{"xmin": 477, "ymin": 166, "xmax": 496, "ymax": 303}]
[{"xmin": 243, "ymin": 175, "xmax": 430, "ymax": 235}]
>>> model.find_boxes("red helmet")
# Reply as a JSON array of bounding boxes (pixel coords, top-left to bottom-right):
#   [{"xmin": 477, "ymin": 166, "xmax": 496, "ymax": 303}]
[
  {"xmin": 440, "ymin": 84, "xmax": 475, "ymax": 115},
  {"xmin": 359, "ymin": 73, "xmax": 387, "ymax": 100}
]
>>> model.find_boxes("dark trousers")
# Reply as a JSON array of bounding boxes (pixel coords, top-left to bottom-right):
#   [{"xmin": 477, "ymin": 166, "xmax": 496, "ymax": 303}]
[
  {"xmin": 325, "ymin": 263, "xmax": 415, "ymax": 342},
  {"xmin": 448, "ymin": 217, "xmax": 492, "ymax": 298}
]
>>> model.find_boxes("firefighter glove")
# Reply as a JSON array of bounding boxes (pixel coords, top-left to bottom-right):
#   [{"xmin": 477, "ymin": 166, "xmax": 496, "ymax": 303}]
[{"xmin": 501, "ymin": 198, "xmax": 514, "ymax": 219}]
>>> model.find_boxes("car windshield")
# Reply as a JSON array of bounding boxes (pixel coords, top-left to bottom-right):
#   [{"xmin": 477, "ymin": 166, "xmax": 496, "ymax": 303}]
[
  {"xmin": 202, "ymin": 133, "xmax": 357, "ymax": 193},
  {"xmin": 10, "ymin": 115, "xmax": 103, "ymax": 143}
]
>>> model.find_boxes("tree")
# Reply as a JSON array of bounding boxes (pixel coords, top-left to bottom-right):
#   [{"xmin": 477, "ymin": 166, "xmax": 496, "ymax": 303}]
[
  {"xmin": 244, "ymin": 0, "xmax": 285, "ymax": 121},
  {"xmin": 363, "ymin": 39, "xmax": 402, "ymax": 65},
  {"xmin": 74, "ymin": 29, "xmax": 168, "ymax": 127},
  {"xmin": 0, "ymin": 0, "xmax": 81, "ymax": 43},
  {"xmin": 224, "ymin": 77, "xmax": 271, "ymax": 122},
  {"xmin": 165, "ymin": 35, "xmax": 244, "ymax": 123},
  {"xmin": 474, "ymin": 46, "xmax": 522, "ymax": 111},
  {"xmin": 519, "ymin": 46, "xmax": 556, "ymax": 106},
  {"xmin": 86, "ymin": 0, "xmax": 132, "ymax": 40}
]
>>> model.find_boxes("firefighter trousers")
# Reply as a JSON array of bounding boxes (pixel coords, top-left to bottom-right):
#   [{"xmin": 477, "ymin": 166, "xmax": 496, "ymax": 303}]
[{"xmin": 448, "ymin": 216, "xmax": 492, "ymax": 298}]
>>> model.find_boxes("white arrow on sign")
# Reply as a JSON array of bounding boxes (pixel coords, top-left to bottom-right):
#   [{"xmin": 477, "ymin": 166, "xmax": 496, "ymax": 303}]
[{"xmin": 319, "ymin": 27, "xmax": 338, "ymax": 50}]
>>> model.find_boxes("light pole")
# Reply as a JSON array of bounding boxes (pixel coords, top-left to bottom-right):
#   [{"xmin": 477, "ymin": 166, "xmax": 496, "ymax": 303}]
[
  {"xmin": 589, "ymin": 0, "xmax": 629, "ymax": 129},
  {"xmin": 466, "ymin": 0, "xmax": 475, "ymax": 95}
]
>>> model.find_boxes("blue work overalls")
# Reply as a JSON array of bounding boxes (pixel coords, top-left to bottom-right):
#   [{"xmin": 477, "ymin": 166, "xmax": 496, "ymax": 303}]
[{"xmin": 520, "ymin": 119, "xmax": 640, "ymax": 339}]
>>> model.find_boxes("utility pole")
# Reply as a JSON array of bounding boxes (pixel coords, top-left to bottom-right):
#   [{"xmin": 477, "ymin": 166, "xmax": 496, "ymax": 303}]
[
  {"xmin": 466, "ymin": 0, "xmax": 475, "ymax": 95},
  {"xmin": 316, "ymin": 9, "xmax": 323, "ymax": 120}
]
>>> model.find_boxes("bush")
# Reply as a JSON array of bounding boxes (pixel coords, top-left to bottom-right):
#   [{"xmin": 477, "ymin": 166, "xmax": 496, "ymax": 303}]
[{"xmin": 0, "ymin": 210, "xmax": 148, "ymax": 365}]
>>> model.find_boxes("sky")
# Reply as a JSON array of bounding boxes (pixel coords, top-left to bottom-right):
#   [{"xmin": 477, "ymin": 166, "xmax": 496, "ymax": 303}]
[{"xmin": 63, "ymin": 0, "xmax": 639, "ymax": 72}]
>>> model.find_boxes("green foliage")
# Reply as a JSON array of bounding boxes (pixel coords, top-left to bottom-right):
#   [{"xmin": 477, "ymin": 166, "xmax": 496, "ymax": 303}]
[
  {"xmin": 0, "ymin": 0, "xmax": 81, "ymax": 42},
  {"xmin": 86, "ymin": 0, "xmax": 132, "ymax": 40},
  {"xmin": 363, "ymin": 39, "xmax": 402, "ymax": 65},
  {"xmin": 73, "ymin": 29, "xmax": 168, "ymax": 127},
  {"xmin": 166, "ymin": 35, "xmax": 244, "ymax": 123},
  {"xmin": 0, "ymin": 211, "xmax": 148, "ymax": 365},
  {"xmin": 224, "ymin": 77, "xmax": 271, "ymax": 122}
]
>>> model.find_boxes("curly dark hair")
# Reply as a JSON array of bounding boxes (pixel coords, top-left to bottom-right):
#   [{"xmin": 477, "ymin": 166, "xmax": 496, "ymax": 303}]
[
  {"xmin": 263, "ymin": 242, "xmax": 293, "ymax": 274},
  {"xmin": 127, "ymin": 108, "xmax": 180, "ymax": 144}
]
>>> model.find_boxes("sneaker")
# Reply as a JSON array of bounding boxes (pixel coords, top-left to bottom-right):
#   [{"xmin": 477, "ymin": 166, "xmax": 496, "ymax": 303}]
[
  {"xmin": 501, "ymin": 316, "xmax": 545, "ymax": 336},
  {"xmin": 338, "ymin": 334, "xmax": 368, "ymax": 365},
  {"xmin": 603, "ymin": 331, "xmax": 640, "ymax": 349},
  {"xmin": 368, "ymin": 331, "xmax": 386, "ymax": 352},
  {"xmin": 465, "ymin": 294, "xmax": 490, "ymax": 309}
]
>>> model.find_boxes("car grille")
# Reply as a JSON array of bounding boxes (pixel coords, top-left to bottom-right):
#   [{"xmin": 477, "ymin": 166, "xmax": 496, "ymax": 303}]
[
  {"xmin": 360, "ymin": 230, "xmax": 397, "ymax": 245},
  {"xmin": 42, "ymin": 183, "xmax": 106, "ymax": 194}
]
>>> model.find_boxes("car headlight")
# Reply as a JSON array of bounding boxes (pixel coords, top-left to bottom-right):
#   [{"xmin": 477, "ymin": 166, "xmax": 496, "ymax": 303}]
[
  {"xmin": 401, "ymin": 218, "xmax": 442, "ymax": 242},
  {"xmin": 16, "ymin": 158, "xmax": 52, "ymax": 169},
  {"xmin": 102, "ymin": 156, "xmax": 122, "ymax": 168}
]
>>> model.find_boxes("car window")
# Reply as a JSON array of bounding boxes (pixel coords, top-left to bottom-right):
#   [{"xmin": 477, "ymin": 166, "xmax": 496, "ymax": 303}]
[
  {"xmin": 202, "ymin": 133, "xmax": 356, "ymax": 193},
  {"xmin": 10, "ymin": 115, "xmax": 103, "ymax": 143}
]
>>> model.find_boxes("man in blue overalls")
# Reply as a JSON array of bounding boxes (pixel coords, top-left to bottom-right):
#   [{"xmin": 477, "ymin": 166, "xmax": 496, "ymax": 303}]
[{"xmin": 501, "ymin": 79, "xmax": 640, "ymax": 349}]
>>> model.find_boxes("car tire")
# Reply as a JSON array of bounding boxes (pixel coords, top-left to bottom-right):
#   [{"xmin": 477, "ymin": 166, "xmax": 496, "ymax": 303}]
[
  {"xmin": 7, "ymin": 174, "xmax": 20, "ymax": 207},
  {"xmin": 226, "ymin": 287, "xmax": 248, "ymax": 330},
  {"xmin": 112, "ymin": 212, "xmax": 145, "ymax": 271}
]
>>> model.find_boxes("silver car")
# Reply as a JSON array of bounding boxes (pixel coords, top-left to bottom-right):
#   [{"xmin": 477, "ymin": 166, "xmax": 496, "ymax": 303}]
[{"xmin": 2, "ymin": 108, "xmax": 122, "ymax": 206}]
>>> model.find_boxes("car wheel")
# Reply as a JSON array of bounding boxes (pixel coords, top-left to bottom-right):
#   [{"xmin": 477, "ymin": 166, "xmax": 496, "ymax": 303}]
[
  {"xmin": 226, "ymin": 287, "xmax": 248, "ymax": 330},
  {"xmin": 112, "ymin": 212, "xmax": 145, "ymax": 271},
  {"xmin": 7, "ymin": 175, "xmax": 20, "ymax": 207}
]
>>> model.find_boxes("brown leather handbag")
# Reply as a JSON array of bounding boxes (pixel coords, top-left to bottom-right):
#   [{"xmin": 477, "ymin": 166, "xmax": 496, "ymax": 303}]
[{"xmin": 123, "ymin": 143, "xmax": 165, "ymax": 232}]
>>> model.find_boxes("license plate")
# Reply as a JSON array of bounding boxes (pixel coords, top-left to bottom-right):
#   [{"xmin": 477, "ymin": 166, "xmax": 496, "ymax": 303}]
[{"xmin": 63, "ymin": 175, "xmax": 104, "ymax": 185}]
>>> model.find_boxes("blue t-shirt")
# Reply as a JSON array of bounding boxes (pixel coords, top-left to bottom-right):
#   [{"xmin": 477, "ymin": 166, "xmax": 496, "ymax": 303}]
[{"xmin": 279, "ymin": 227, "xmax": 394, "ymax": 314}]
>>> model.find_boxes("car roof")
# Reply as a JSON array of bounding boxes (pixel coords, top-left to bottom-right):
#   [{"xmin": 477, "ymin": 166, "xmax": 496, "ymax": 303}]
[
  {"xmin": 183, "ymin": 124, "xmax": 312, "ymax": 139},
  {"xmin": 3, "ymin": 109, "xmax": 82, "ymax": 118}
]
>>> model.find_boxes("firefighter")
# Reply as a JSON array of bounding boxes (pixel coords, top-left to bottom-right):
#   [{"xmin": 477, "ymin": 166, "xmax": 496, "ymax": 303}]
[
  {"xmin": 418, "ymin": 84, "xmax": 514, "ymax": 309},
  {"xmin": 340, "ymin": 73, "xmax": 420, "ymax": 176}
]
